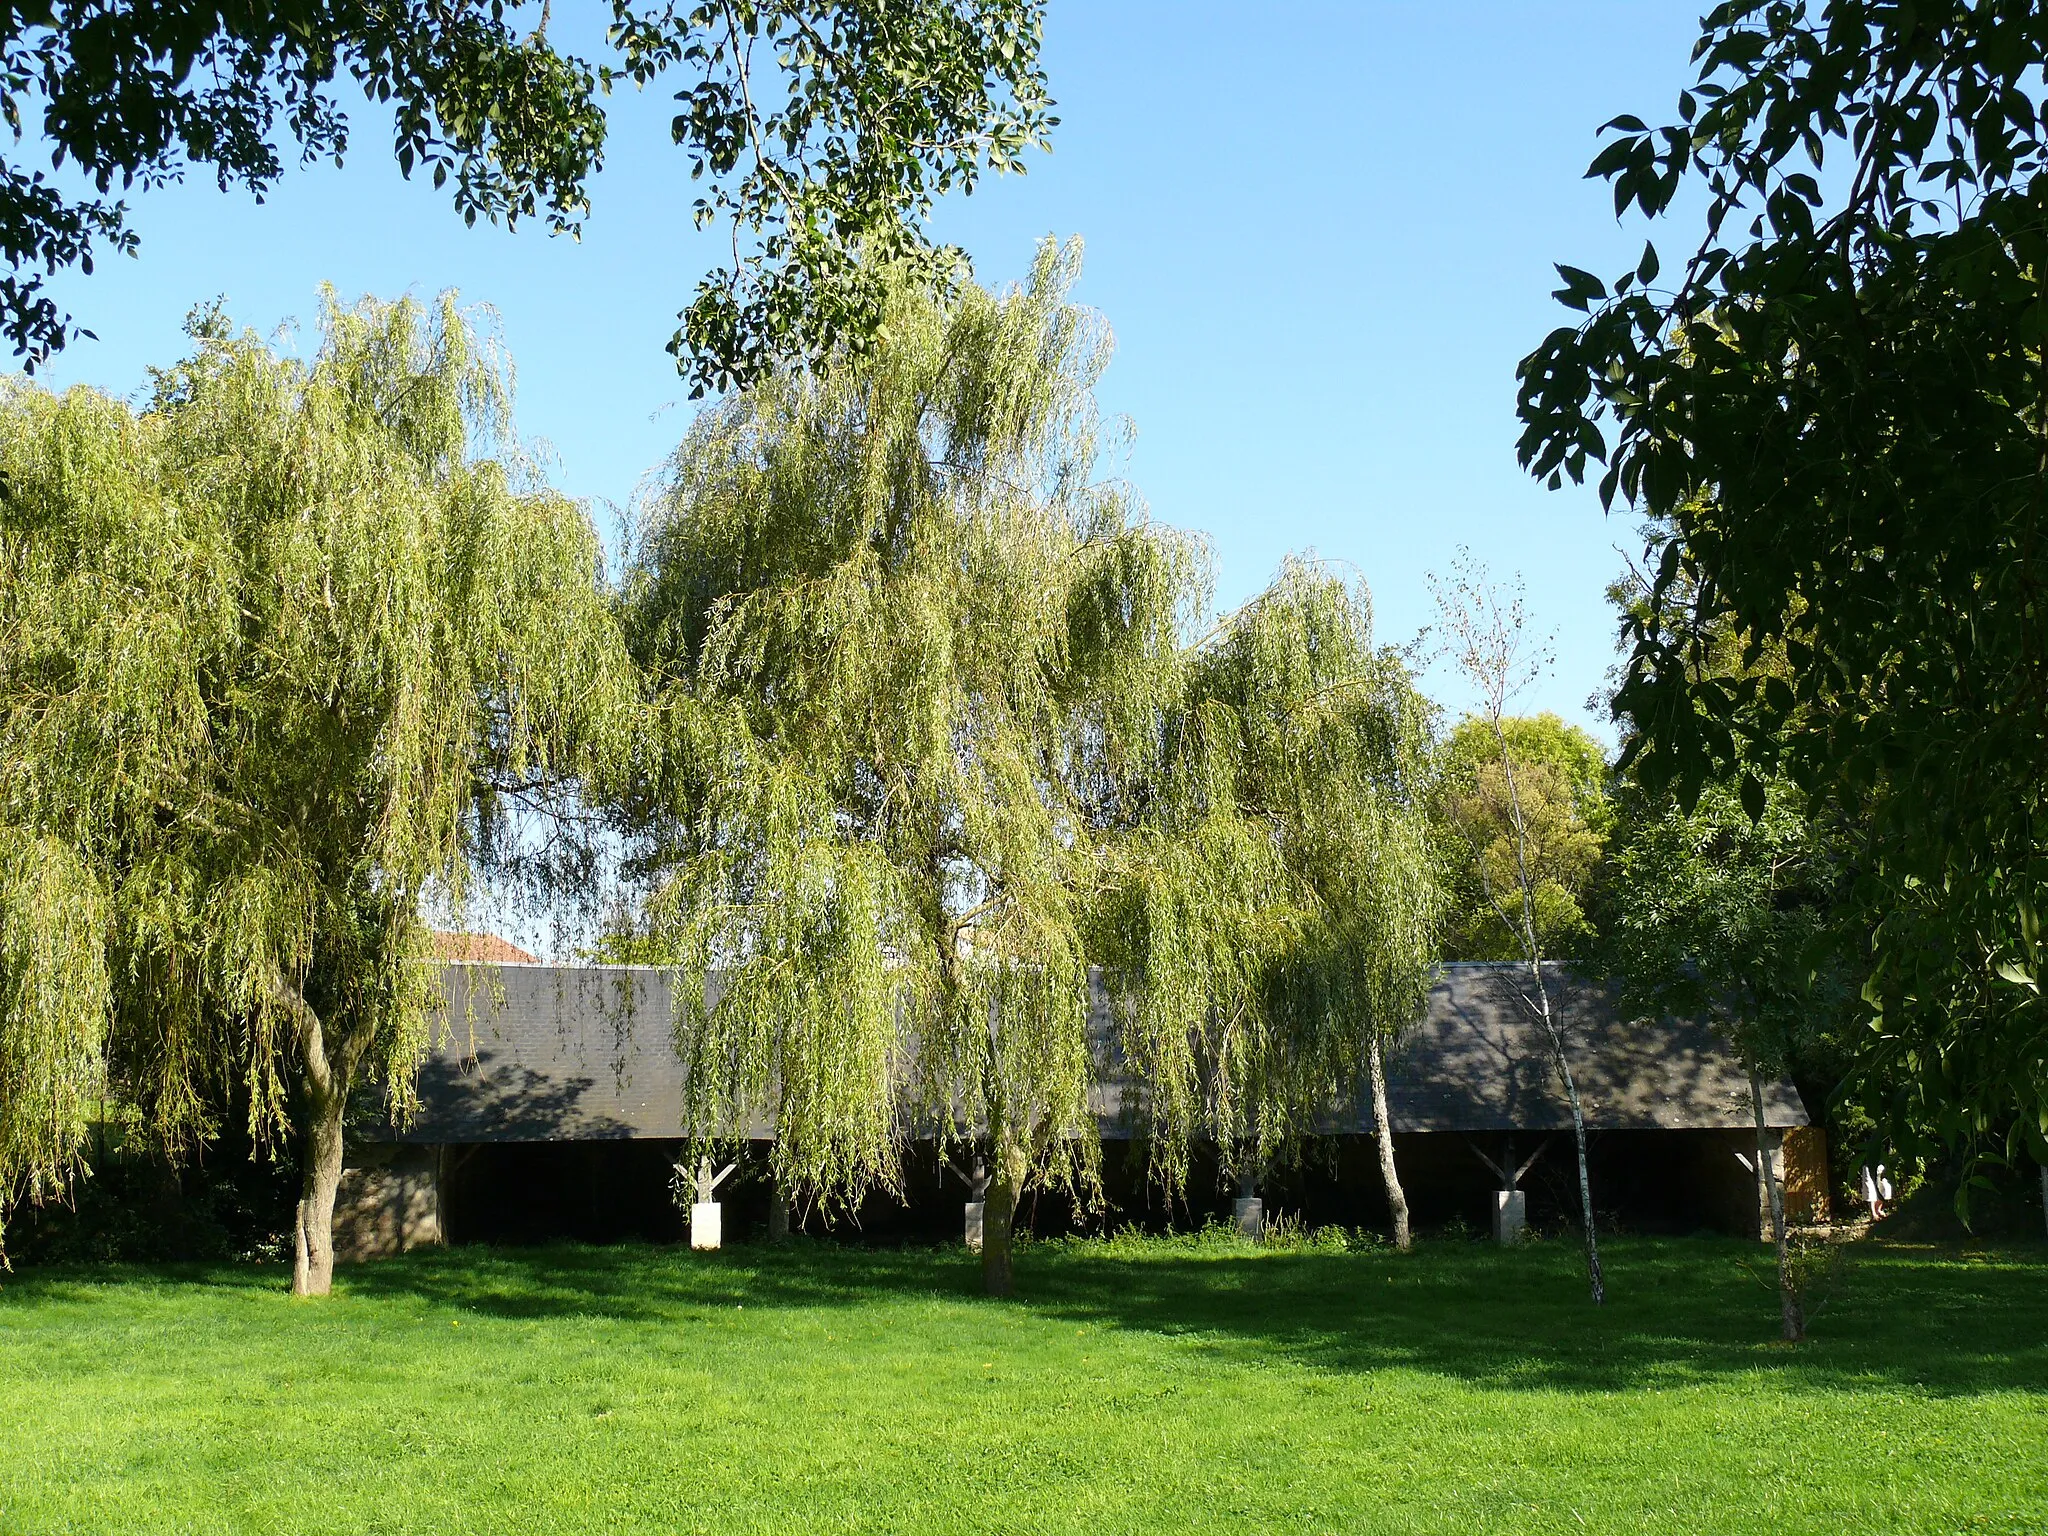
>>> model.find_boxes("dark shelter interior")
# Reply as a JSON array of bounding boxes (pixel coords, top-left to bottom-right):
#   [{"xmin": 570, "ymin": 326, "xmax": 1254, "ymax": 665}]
[{"xmin": 435, "ymin": 1126, "xmax": 1774, "ymax": 1248}]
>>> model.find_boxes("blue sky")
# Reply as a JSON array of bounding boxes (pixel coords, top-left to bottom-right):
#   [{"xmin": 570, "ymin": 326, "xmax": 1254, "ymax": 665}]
[{"xmin": 34, "ymin": 1, "xmax": 1704, "ymax": 738}]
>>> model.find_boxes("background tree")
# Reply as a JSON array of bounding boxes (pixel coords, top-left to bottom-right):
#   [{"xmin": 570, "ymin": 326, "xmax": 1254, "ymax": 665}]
[
  {"xmin": 0, "ymin": 0, "xmax": 1052, "ymax": 392},
  {"xmin": 1434, "ymin": 712, "xmax": 1611, "ymax": 962},
  {"xmin": 1433, "ymin": 555, "xmax": 1605, "ymax": 1303},
  {"xmin": 1127, "ymin": 559, "xmax": 1443, "ymax": 1250},
  {"xmin": 1597, "ymin": 774, "xmax": 1856, "ymax": 1340},
  {"xmin": 0, "ymin": 293, "xmax": 631, "ymax": 1291},
  {"xmin": 1516, "ymin": 0, "xmax": 2048, "ymax": 1191}
]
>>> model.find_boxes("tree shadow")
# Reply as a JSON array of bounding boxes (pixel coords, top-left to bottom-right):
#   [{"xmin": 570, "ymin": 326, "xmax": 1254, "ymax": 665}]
[
  {"xmin": 325, "ymin": 1231, "xmax": 2048, "ymax": 1398},
  {"xmin": 399, "ymin": 1025, "xmax": 642, "ymax": 1142},
  {"xmin": 1015, "ymin": 1234, "xmax": 2048, "ymax": 1399},
  {"xmin": 15, "ymin": 1233, "xmax": 2040, "ymax": 1401},
  {"xmin": 332, "ymin": 1237, "xmax": 976, "ymax": 1322},
  {"xmin": 1384, "ymin": 966, "xmax": 1802, "ymax": 1133}
]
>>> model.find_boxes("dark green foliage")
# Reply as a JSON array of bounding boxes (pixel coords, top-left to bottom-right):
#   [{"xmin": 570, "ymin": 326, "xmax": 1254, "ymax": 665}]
[
  {"xmin": 618, "ymin": 1, "xmax": 1056, "ymax": 396},
  {"xmin": 4, "ymin": 1124, "xmax": 298, "ymax": 1265},
  {"xmin": 1597, "ymin": 774, "xmax": 1858, "ymax": 1089},
  {"xmin": 1517, "ymin": 1, "xmax": 2048, "ymax": 1176},
  {"xmin": 0, "ymin": 0, "xmax": 606, "ymax": 367},
  {"xmin": 0, "ymin": 1, "xmax": 1051, "ymax": 392}
]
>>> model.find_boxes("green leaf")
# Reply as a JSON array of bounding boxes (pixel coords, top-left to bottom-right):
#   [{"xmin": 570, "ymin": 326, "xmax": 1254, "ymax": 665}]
[
  {"xmin": 1994, "ymin": 959, "xmax": 2037, "ymax": 992},
  {"xmin": 1739, "ymin": 773, "xmax": 1765, "ymax": 822},
  {"xmin": 1552, "ymin": 265, "xmax": 1609, "ymax": 312}
]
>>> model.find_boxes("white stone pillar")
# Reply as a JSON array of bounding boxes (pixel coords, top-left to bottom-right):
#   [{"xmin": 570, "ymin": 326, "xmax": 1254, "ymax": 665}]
[
  {"xmin": 1493, "ymin": 1189, "xmax": 1527, "ymax": 1244},
  {"xmin": 690, "ymin": 1201, "xmax": 723, "ymax": 1250},
  {"xmin": 1232, "ymin": 1195, "xmax": 1264, "ymax": 1239}
]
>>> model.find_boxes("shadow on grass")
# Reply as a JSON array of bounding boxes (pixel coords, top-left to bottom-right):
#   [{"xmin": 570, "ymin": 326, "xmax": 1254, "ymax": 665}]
[
  {"xmin": 1021, "ymin": 1235, "xmax": 2048, "ymax": 1399},
  {"xmin": 13, "ymin": 1232, "xmax": 2044, "ymax": 1400},
  {"xmin": 324, "ymin": 1231, "xmax": 2048, "ymax": 1397}
]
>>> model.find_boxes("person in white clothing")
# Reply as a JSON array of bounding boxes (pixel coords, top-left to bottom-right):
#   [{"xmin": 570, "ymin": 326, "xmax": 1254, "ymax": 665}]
[{"xmin": 1861, "ymin": 1164, "xmax": 1883, "ymax": 1221}]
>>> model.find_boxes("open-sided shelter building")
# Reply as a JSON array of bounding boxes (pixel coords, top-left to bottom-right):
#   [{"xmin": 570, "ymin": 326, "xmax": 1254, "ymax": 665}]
[{"xmin": 335, "ymin": 959, "xmax": 1827, "ymax": 1259}]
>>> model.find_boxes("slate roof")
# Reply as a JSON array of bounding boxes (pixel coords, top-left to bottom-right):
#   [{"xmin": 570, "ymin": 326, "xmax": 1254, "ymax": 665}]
[
  {"xmin": 391, "ymin": 959, "xmax": 1805, "ymax": 1144},
  {"xmin": 1381, "ymin": 963, "xmax": 1806, "ymax": 1133},
  {"xmin": 407, "ymin": 963, "xmax": 690, "ymax": 1142}
]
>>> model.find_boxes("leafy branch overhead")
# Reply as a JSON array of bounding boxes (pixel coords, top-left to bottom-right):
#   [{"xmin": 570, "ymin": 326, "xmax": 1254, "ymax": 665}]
[
  {"xmin": 0, "ymin": 0, "xmax": 1052, "ymax": 392},
  {"xmin": 1518, "ymin": 1, "xmax": 2048, "ymax": 1174}
]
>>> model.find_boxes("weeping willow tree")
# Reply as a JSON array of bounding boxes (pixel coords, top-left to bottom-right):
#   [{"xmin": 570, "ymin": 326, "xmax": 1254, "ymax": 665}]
[
  {"xmin": 0, "ymin": 293, "xmax": 631, "ymax": 1293},
  {"xmin": 1106, "ymin": 559, "xmax": 1443, "ymax": 1246},
  {"xmin": 619, "ymin": 240, "xmax": 1203, "ymax": 1294},
  {"xmin": 620, "ymin": 242, "xmax": 1444, "ymax": 1289}
]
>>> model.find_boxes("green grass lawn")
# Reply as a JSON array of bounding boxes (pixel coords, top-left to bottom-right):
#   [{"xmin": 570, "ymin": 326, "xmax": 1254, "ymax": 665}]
[{"xmin": 2, "ymin": 1231, "xmax": 2043, "ymax": 1535}]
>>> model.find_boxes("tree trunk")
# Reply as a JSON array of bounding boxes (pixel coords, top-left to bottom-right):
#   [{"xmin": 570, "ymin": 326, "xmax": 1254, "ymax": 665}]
[
  {"xmin": 293, "ymin": 1084, "xmax": 346, "ymax": 1297},
  {"xmin": 280, "ymin": 976, "xmax": 360, "ymax": 1299},
  {"xmin": 980, "ymin": 1135, "xmax": 1026, "ymax": 1298},
  {"xmin": 1532, "ymin": 973, "xmax": 1604, "ymax": 1305},
  {"xmin": 1750, "ymin": 1070, "xmax": 1804, "ymax": 1342},
  {"xmin": 768, "ymin": 1171, "xmax": 791, "ymax": 1242},
  {"xmin": 1367, "ymin": 1032, "xmax": 1410, "ymax": 1251}
]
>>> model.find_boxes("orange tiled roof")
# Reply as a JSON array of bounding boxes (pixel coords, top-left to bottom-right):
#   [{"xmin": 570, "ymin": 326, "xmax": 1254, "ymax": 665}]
[{"xmin": 432, "ymin": 931, "xmax": 538, "ymax": 965}]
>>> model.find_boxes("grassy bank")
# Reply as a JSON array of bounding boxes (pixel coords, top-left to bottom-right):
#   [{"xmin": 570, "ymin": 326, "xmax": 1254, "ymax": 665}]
[{"xmin": 2, "ymin": 1232, "xmax": 2042, "ymax": 1534}]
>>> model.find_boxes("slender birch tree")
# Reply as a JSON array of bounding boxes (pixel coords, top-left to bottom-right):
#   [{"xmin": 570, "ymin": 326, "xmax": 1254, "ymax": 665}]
[
  {"xmin": 1434, "ymin": 554, "xmax": 1605, "ymax": 1303},
  {"xmin": 0, "ymin": 294, "xmax": 632, "ymax": 1291}
]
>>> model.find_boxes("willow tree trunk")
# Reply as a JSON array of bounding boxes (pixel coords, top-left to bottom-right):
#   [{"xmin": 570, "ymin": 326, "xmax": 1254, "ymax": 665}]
[
  {"xmin": 1750, "ymin": 1070, "xmax": 1804, "ymax": 1342},
  {"xmin": 282, "ymin": 980, "xmax": 361, "ymax": 1298},
  {"xmin": 1367, "ymin": 1032, "xmax": 1410, "ymax": 1251},
  {"xmin": 980, "ymin": 1133, "xmax": 1027, "ymax": 1297},
  {"xmin": 294, "ymin": 1089, "xmax": 346, "ymax": 1296}
]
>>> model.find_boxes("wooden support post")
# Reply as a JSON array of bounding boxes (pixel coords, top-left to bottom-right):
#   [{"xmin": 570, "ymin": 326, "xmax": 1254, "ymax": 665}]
[
  {"xmin": 945, "ymin": 1152, "xmax": 989, "ymax": 1251},
  {"xmin": 1467, "ymin": 1135, "xmax": 1547, "ymax": 1244}
]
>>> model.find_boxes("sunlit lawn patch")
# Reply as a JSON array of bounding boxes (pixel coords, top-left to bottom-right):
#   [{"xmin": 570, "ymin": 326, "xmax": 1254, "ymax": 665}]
[{"xmin": 2, "ymin": 1233, "xmax": 2041, "ymax": 1534}]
